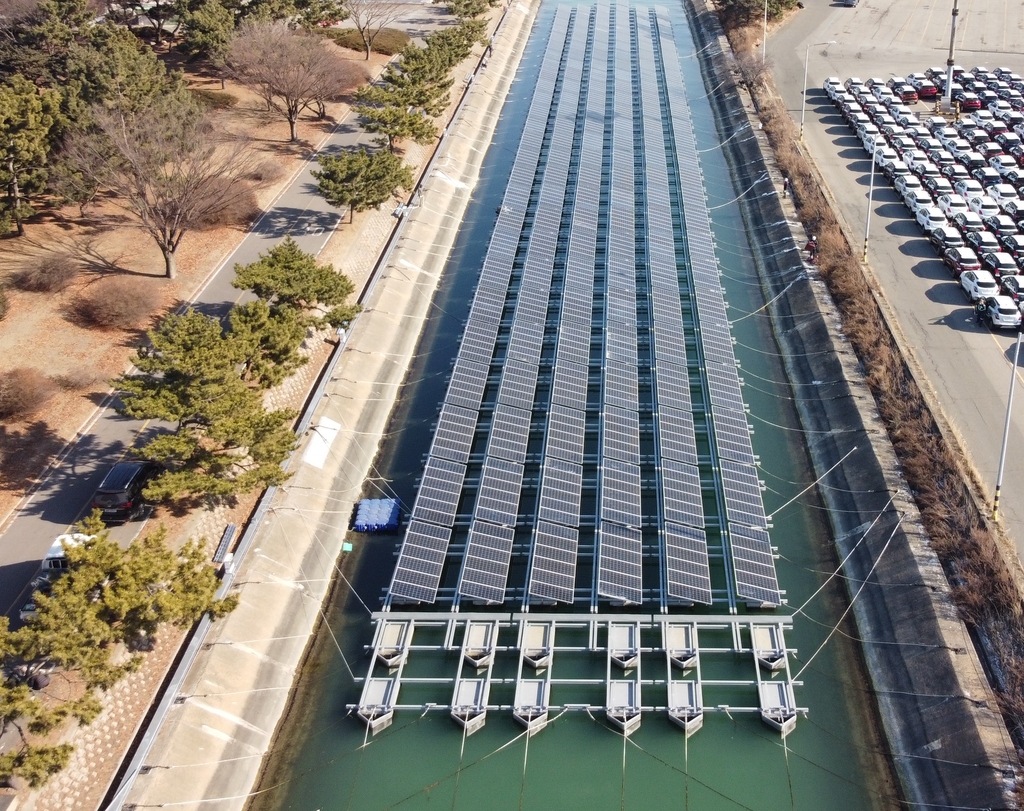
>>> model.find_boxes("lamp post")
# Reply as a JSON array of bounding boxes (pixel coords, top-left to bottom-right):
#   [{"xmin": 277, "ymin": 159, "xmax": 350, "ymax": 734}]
[
  {"xmin": 762, "ymin": 0, "xmax": 768, "ymax": 64},
  {"xmin": 863, "ymin": 145, "xmax": 881, "ymax": 262},
  {"xmin": 800, "ymin": 41, "xmax": 836, "ymax": 141},
  {"xmin": 993, "ymin": 331, "xmax": 1022, "ymax": 521}
]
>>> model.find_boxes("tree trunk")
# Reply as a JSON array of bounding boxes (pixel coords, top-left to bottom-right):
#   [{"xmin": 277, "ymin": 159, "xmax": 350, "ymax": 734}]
[
  {"xmin": 288, "ymin": 113, "xmax": 297, "ymax": 142},
  {"xmin": 163, "ymin": 247, "xmax": 177, "ymax": 279},
  {"xmin": 8, "ymin": 156, "xmax": 24, "ymax": 237}
]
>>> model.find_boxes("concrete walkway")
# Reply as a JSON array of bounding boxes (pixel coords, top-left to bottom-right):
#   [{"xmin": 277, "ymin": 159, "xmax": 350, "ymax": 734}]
[{"xmin": 122, "ymin": 4, "xmax": 539, "ymax": 809}]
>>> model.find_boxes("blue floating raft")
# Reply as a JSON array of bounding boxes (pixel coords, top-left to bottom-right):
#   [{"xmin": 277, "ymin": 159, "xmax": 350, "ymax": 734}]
[{"xmin": 353, "ymin": 498, "xmax": 400, "ymax": 532}]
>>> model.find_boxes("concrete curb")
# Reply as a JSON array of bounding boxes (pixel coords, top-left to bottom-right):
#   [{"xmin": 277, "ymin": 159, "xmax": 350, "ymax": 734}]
[{"xmin": 684, "ymin": 1, "xmax": 1016, "ymax": 807}]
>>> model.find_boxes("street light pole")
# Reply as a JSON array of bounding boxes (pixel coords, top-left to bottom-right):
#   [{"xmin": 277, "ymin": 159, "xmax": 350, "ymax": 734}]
[
  {"xmin": 762, "ymin": 0, "xmax": 768, "ymax": 64},
  {"xmin": 993, "ymin": 331, "xmax": 1022, "ymax": 522},
  {"xmin": 800, "ymin": 41, "xmax": 836, "ymax": 142},
  {"xmin": 943, "ymin": 0, "xmax": 960, "ymax": 113},
  {"xmin": 863, "ymin": 145, "xmax": 880, "ymax": 262}
]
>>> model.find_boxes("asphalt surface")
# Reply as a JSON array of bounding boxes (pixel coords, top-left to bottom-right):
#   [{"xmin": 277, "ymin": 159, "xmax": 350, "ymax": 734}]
[
  {"xmin": 770, "ymin": 0, "xmax": 1024, "ymax": 560},
  {"xmin": 0, "ymin": 54, "xmax": 409, "ymax": 617}
]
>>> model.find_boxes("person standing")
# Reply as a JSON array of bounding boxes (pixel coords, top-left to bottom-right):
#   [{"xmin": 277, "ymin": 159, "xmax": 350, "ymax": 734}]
[{"xmin": 782, "ymin": 176, "xmax": 790, "ymax": 197}]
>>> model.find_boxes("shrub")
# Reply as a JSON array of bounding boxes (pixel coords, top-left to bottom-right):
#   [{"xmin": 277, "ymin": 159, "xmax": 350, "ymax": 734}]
[
  {"xmin": 322, "ymin": 27, "xmax": 410, "ymax": 55},
  {"xmin": 190, "ymin": 88, "xmax": 239, "ymax": 109},
  {"xmin": 195, "ymin": 181, "xmax": 260, "ymax": 230},
  {"xmin": 0, "ymin": 285, "xmax": 8, "ymax": 322},
  {"xmin": 244, "ymin": 160, "xmax": 286, "ymax": 186},
  {"xmin": 0, "ymin": 368, "xmax": 59, "ymax": 421},
  {"xmin": 72, "ymin": 276, "xmax": 163, "ymax": 330},
  {"xmin": 13, "ymin": 253, "xmax": 80, "ymax": 293}
]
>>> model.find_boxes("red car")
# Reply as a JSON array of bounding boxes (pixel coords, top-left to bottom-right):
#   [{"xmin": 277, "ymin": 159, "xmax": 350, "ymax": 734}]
[{"xmin": 943, "ymin": 246, "xmax": 982, "ymax": 276}]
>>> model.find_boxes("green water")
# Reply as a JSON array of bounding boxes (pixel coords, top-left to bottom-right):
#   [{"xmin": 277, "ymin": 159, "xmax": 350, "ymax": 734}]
[{"xmin": 250, "ymin": 3, "xmax": 898, "ymax": 809}]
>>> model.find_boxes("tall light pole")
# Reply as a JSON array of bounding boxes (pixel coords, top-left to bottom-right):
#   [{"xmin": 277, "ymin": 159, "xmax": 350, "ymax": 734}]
[
  {"xmin": 943, "ymin": 0, "xmax": 960, "ymax": 112},
  {"xmin": 762, "ymin": 0, "xmax": 768, "ymax": 64},
  {"xmin": 993, "ymin": 331, "xmax": 1022, "ymax": 521},
  {"xmin": 801, "ymin": 41, "xmax": 836, "ymax": 141},
  {"xmin": 863, "ymin": 145, "xmax": 881, "ymax": 262}
]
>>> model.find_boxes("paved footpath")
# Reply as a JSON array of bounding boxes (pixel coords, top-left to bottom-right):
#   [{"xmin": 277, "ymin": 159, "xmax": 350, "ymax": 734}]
[{"xmin": 122, "ymin": 3, "xmax": 538, "ymax": 808}]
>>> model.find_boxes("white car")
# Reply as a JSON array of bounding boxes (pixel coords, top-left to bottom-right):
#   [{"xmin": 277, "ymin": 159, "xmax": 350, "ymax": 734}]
[
  {"xmin": 823, "ymin": 77, "xmax": 843, "ymax": 100},
  {"xmin": 970, "ymin": 110, "xmax": 996, "ymax": 128},
  {"xmin": 903, "ymin": 188, "xmax": 933, "ymax": 214},
  {"xmin": 960, "ymin": 269, "xmax": 999, "ymax": 301},
  {"xmin": 967, "ymin": 195, "xmax": 1000, "ymax": 217},
  {"xmin": 947, "ymin": 139, "xmax": 973, "ymax": 158},
  {"xmin": 901, "ymin": 149, "xmax": 929, "ymax": 170},
  {"xmin": 990, "ymin": 154, "xmax": 1019, "ymax": 175},
  {"xmin": 987, "ymin": 183, "xmax": 1021, "ymax": 208},
  {"xmin": 894, "ymin": 173, "xmax": 923, "ymax": 196},
  {"xmin": 954, "ymin": 178, "xmax": 985, "ymax": 198},
  {"xmin": 916, "ymin": 205, "xmax": 947, "ymax": 232},
  {"xmin": 937, "ymin": 193, "xmax": 970, "ymax": 219},
  {"xmin": 982, "ymin": 295, "xmax": 1023, "ymax": 329},
  {"xmin": 873, "ymin": 147, "xmax": 898, "ymax": 167}
]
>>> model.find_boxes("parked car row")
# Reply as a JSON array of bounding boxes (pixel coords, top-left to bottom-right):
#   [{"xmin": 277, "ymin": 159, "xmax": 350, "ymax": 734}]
[{"xmin": 824, "ymin": 70, "xmax": 1024, "ymax": 329}]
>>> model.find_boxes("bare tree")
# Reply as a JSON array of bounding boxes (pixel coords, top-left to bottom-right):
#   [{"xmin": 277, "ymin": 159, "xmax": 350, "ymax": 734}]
[
  {"xmin": 304, "ymin": 51, "xmax": 368, "ymax": 119},
  {"xmin": 61, "ymin": 91, "xmax": 262, "ymax": 279},
  {"xmin": 345, "ymin": 0, "xmax": 405, "ymax": 60},
  {"xmin": 227, "ymin": 21, "xmax": 360, "ymax": 141}
]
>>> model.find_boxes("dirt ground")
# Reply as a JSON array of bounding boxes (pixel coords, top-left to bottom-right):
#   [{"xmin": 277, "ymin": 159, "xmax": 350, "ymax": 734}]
[{"xmin": 0, "ymin": 44, "xmax": 388, "ymax": 529}]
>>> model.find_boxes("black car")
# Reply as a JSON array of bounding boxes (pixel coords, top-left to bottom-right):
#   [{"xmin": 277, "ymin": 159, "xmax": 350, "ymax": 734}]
[
  {"xmin": 1000, "ymin": 233, "xmax": 1024, "ymax": 258},
  {"xmin": 983, "ymin": 251, "xmax": 1021, "ymax": 278},
  {"xmin": 923, "ymin": 175, "xmax": 954, "ymax": 197},
  {"xmin": 929, "ymin": 226, "xmax": 965, "ymax": 254},
  {"xmin": 966, "ymin": 229, "xmax": 1001, "ymax": 255},
  {"xmin": 942, "ymin": 163, "xmax": 971, "ymax": 181},
  {"xmin": 983, "ymin": 214, "xmax": 1019, "ymax": 237},
  {"xmin": 1000, "ymin": 273, "xmax": 1024, "ymax": 300},
  {"xmin": 90, "ymin": 461, "xmax": 162, "ymax": 523}
]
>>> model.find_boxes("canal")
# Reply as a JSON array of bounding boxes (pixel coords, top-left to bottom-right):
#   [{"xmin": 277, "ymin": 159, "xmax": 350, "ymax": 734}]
[{"xmin": 249, "ymin": 2, "xmax": 898, "ymax": 809}]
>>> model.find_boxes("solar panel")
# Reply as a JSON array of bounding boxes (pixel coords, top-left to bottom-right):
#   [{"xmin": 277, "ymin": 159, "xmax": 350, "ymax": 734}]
[
  {"xmin": 604, "ymin": 362, "xmax": 639, "ymax": 411},
  {"xmin": 661, "ymin": 458, "xmax": 705, "ymax": 528},
  {"xmin": 713, "ymin": 407, "xmax": 756, "ymax": 465},
  {"xmin": 557, "ymin": 319, "xmax": 592, "ymax": 367},
  {"xmin": 507, "ymin": 318, "xmax": 546, "ymax": 366},
  {"xmin": 597, "ymin": 522, "xmax": 643, "ymax": 605},
  {"xmin": 653, "ymin": 362, "xmax": 693, "ymax": 412},
  {"xmin": 497, "ymin": 359, "xmax": 539, "ymax": 411},
  {"xmin": 600, "ymin": 459, "xmax": 642, "ymax": 527},
  {"xmin": 658, "ymin": 407, "xmax": 699, "ymax": 467},
  {"xmin": 410, "ymin": 457, "xmax": 466, "ymax": 527},
  {"xmin": 429, "ymin": 404, "xmax": 478, "ymax": 464},
  {"xmin": 720, "ymin": 458, "xmax": 767, "ymax": 529},
  {"xmin": 551, "ymin": 361, "xmax": 589, "ymax": 409},
  {"xmin": 389, "ymin": 519, "xmax": 452, "ymax": 603},
  {"xmin": 445, "ymin": 359, "xmax": 490, "ymax": 412},
  {"xmin": 729, "ymin": 524, "xmax": 781, "ymax": 606},
  {"xmin": 545, "ymin": 404, "xmax": 586, "ymax": 464},
  {"xmin": 536, "ymin": 458, "xmax": 583, "ymax": 526},
  {"xmin": 459, "ymin": 520, "xmax": 515, "ymax": 604},
  {"xmin": 528, "ymin": 521, "xmax": 579, "ymax": 604},
  {"xmin": 664, "ymin": 522, "xmax": 712, "ymax": 605},
  {"xmin": 601, "ymin": 406, "xmax": 640, "ymax": 465},
  {"xmin": 474, "ymin": 456, "xmax": 524, "ymax": 527},
  {"xmin": 487, "ymin": 404, "xmax": 531, "ymax": 464}
]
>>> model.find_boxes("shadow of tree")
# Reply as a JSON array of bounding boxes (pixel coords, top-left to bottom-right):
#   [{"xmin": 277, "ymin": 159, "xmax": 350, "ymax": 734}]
[{"xmin": 0, "ymin": 421, "xmax": 67, "ymax": 495}]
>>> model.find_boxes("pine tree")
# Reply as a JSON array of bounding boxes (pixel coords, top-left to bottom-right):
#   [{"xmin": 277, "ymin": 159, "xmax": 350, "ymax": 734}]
[
  {"xmin": 313, "ymin": 147, "xmax": 414, "ymax": 223},
  {"xmin": 354, "ymin": 85, "xmax": 438, "ymax": 151},
  {"xmin": 232, "ymin": 236, "xmax": 360, "ymax": 327},
  {"xmin": 116, "ymin": 309, "xmax": 296, "ymax": 500},
  {"xmin": 229, "ymin": 300, "xmax": 309, "ymax": 388}
]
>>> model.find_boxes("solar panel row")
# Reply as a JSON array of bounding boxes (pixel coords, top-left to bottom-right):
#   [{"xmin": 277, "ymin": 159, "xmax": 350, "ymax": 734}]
[{"xmin": 651, "ymin": 6, "xmax": 779, "ymax": 606}]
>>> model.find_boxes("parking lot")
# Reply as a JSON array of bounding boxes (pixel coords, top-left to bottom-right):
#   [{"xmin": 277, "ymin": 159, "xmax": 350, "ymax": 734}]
[{"xmin": 769, "ymin": 1, "xmax": 1024, "ymax": 560}]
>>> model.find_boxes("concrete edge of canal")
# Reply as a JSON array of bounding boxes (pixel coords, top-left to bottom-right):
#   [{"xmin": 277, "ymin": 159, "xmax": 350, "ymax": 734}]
[
  {"xmin": 118, "ymin": 4, "xmax": 542, "ymax": 809},
  {"xmin": 684, "ymin": 1, "xmax": 1018, "ymax": 807}
]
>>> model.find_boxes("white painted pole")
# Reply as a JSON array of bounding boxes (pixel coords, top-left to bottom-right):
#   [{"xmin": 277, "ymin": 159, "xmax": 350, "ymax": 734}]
[{"xmin": 993, "ymin": 330, "xmax": 1022, "ymax": 521}]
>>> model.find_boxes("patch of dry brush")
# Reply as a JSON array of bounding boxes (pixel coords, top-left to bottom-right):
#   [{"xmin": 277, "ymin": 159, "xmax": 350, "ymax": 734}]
[{"xmin": 724, "ymin": 19, "xmax": 1024, "ymax": 757}]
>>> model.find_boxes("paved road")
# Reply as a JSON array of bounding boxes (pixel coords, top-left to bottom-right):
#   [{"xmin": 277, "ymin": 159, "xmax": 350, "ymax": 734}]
[
  {"xmin": 769, "ymin": 0, "xmax": 1024, "ymax": 560},
  {"xmin": 0, "ymin": 82, "xmax": 386, "ymax": 617}
]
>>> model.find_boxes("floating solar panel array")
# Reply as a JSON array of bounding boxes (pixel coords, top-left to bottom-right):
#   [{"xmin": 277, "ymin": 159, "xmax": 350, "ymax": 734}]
[
  {"xmin": 652, "ymin": 7, "xmax": 780, "ymax": 607},
  {"xmin": 458, "ymin": 10, "xmax": 592, "ymax": 605},
  {"xmin": 634, "ymin": 12, "xmax": 711, "ymax": 606},
  {"xmin": 387, "ymin": 8, "xmax": 574, "ymax": 604},
  {"xmin": 526, "ymin": 5, "xmax": 610, "ymax": 605},
  {"xmin": 595, "ymin": 5, "xmax": 644, "ymax": 605}
]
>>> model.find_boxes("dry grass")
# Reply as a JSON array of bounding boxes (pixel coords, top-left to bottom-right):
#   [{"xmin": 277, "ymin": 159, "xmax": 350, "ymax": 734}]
[
  {"xmin": 13, "ymin": 253, "xmax": 81, "ymax": 293},
  {"xmin": 720, "ymin": 13, "xmax": 1024, "ymax": 761},
  {"xmin": 70, "ymin": 275, "xmax": 165, "ymax": 330},
  {"xmin": 0, "ymin": 368, "xmax": 59, "ymax": 421}
]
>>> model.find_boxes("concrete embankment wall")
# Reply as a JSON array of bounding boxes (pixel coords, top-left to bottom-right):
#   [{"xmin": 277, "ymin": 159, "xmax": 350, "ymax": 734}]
[
  {"xmin": 683, "ymin": 1, "xmax": 1016, "ymax": 807},
  {"xmin": 121, "ymin": 4, "xmax": 540, "ymax": 810}
]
